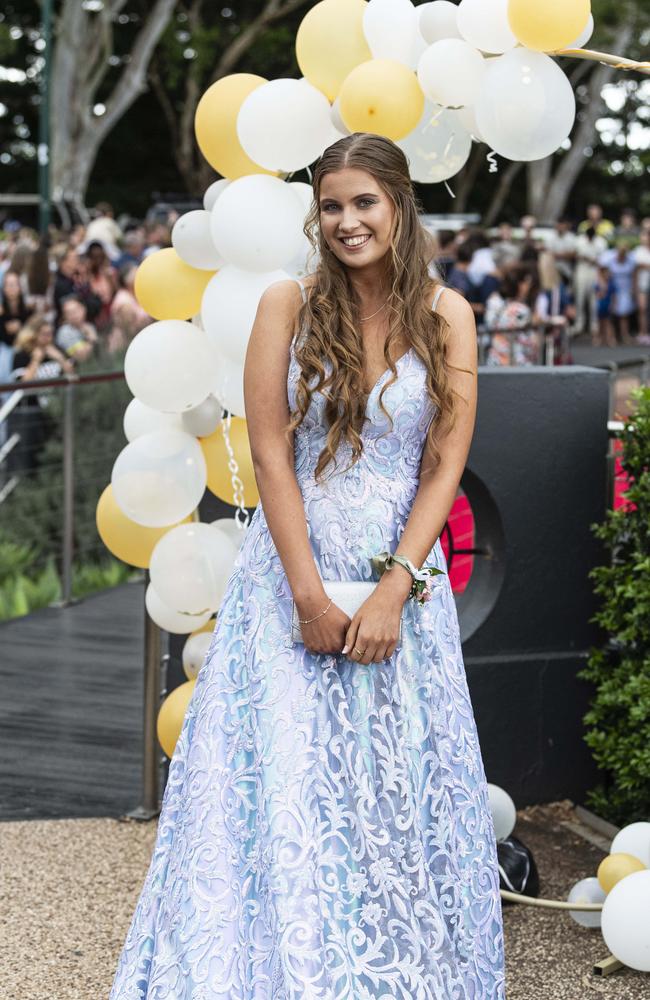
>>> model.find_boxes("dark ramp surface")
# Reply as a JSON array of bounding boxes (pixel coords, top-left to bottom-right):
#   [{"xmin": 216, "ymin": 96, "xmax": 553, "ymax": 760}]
[{"xmin": 0, "ymin": 581, "xmax": 144, "ymax": 820}]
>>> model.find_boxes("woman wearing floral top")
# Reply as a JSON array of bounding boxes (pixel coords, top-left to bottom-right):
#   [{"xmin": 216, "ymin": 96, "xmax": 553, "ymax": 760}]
[{"xmin": 484, "ymin": 264, "xmax": 539, "ymax": 366}]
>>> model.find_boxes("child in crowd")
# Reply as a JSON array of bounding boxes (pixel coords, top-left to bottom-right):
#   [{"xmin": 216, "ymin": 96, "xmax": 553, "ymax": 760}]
[
  {"xmin": 55, "ymin": 294, "xmax": 99, "ymax": 364},
  {"xmin": 594, "ymin": 265, "xmax": 616, "ymax": 348}
]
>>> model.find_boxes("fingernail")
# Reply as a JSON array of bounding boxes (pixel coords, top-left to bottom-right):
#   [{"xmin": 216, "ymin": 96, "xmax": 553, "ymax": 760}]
[{"xmin": 342, "ymin": 644, "xmax": 349, "ymax": 654}]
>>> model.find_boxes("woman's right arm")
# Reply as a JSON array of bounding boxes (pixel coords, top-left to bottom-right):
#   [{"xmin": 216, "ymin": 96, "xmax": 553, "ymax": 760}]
[{"xmin": 243, "ymin": 280, "xmax": 334, "ymax": 630}]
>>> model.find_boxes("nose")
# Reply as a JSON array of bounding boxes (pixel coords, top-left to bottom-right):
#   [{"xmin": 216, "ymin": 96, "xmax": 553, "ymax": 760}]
[{"xmin": 337, "ymin": 208, "xmax": 362, "ymax": 233}]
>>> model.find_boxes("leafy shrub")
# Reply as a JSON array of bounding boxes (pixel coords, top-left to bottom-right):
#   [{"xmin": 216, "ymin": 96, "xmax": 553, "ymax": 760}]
[{"xmin": 578, "ymin": 387, "xmax": 650, "ymax": 824}]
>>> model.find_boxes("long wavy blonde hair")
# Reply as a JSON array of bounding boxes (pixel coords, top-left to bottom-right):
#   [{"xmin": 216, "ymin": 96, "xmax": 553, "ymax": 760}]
[{"xmin": 286, "ymin": 132, "xmax": 465, "ymax": 484}]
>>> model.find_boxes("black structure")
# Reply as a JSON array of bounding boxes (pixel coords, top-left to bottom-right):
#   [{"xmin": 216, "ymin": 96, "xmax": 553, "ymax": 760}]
[{"xmin": 459, "ymin": 367, "xmax": 610, "ymax": 805}]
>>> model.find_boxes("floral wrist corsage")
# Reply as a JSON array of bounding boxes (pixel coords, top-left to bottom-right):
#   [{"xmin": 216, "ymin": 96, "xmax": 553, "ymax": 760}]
[{"xmin": 370, "ymin": 551, "xmax": 445, "ymax": 606}]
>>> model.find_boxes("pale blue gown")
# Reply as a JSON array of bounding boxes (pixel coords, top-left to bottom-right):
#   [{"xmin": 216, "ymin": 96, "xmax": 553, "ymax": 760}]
[{"xmin": 110, "ymin": 281, "xmax": 506, "ymax": 1000}]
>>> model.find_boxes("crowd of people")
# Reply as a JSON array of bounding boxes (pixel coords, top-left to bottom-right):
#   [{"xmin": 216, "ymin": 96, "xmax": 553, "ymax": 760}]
[
  {"xmin": 434, "ymin": 204, "xmax": 650, "ymax": 365},
  {"xmin": 1, "ymin": 199, "xmax": 650, "ymax": 475}
]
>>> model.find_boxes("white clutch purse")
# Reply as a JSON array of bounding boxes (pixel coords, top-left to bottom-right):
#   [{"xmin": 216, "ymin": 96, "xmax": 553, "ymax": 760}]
[{"xmin": 290, "ymin": 579, "xmax": 403, "ymax": 645}]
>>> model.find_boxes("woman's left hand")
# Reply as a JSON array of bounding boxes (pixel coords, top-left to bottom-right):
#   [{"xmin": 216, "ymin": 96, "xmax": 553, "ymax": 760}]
[{"xmin": 342, "ymin": 571, "xmax": 411, "ymax": 664}]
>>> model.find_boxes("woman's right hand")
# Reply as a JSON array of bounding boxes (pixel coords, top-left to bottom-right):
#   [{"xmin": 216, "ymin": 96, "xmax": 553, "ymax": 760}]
[{"xmin": 295, "ymin": 592, "xmax": 350, "ymax": 655}]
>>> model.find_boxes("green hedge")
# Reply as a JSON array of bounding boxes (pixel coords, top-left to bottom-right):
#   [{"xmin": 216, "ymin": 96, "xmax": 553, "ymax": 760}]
[{"xmin": 578, "ymin": 386, "xmax": 650, "ymax": 824}]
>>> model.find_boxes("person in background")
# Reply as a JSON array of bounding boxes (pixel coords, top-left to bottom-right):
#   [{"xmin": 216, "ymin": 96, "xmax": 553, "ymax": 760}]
[
  {"xmin": 614, "ymin": 208, "xmax": 640, "ymax": 246},
  {"xmin": 594, "ymin": 265, "xmax": 616, "ymax": 348},
  {"xmin": 491, "ymin": 222, "xmax": 520, "ymax": 269},
  {"xmin": 108, "ymin": 264, "xmax": 151, "ymax": 352},
  {"xmin": 83, "ymin": 240, "xmax": 118, "ymax": 334},
  {"xmin": 8, "ymin": 315, "xmax": 73, "ymax": 475},
  {"xmin": 518, "ymin": 215, "xmax": 539, "ymax": 264},
  {"xmin": 114, "ymin": 228, "xmax": 145, "ymax": 272},
  {"xmin": 578, "ymin": 203, "xmax": 615, "ymax": 241},
  {"xmin": 432, "ymin": 229, "xmax": 456, "ymax": 279},
  {"xmin": 573, "ymin": 226, "xmax": 608, "ymax": 337},
  {"xmin": 605, "ymin": 242, "xmax": 637, "ymax": 345},
  {"xmin": 85, "ymin": 201, "xmax": 123, "ymax": 258},
  {"xmin": 484, "ymin": 263, "xmax": 539, "ymax": 366},
  {"xmin": 633, "ymin": 228, "xmax": 650, "ymax": 344},
  {"xmin": 536, "ymin": 251, "xmax": 574, "ymax": 326},
  {"xmin": 142, "ymin": 221, "xmax": 171, "ymax": 258},
  {"xmin": 445, "ymin": 242, "xmax": 477, "ymax": 301},
  {"xmin": 55, "ymin": 294, "xmax": 98, "ymax": 365},
  {"xmin": 0, "ymin": 270, "xmax": 33, "ymax": 354},
  {"xmin": 547, "ymin": 217, "xmax": 577, "ymax": 286}
]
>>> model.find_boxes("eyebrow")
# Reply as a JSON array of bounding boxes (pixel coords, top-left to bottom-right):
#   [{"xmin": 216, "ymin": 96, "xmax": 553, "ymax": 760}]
[{"xmin": 319, "ymin": 193, "xmax": 378, "ymax": 204}]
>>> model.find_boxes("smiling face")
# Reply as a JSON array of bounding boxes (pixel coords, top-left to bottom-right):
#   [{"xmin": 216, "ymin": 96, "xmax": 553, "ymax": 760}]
[{"xmin": 319, "ymin": 167, "xmax": 395, "ymax": 270}]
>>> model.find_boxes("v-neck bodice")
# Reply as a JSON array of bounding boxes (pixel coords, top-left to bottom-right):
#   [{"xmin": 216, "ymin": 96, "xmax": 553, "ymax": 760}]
[{"xmin": 286, "ymin": 278, "xmax": 443, "ymax": 577}]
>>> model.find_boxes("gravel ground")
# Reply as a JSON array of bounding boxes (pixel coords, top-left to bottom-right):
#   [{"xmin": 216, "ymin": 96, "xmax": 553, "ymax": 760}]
[{"xmin": 1, "ymin": 801, "xmax": 647, "ymax": 999}]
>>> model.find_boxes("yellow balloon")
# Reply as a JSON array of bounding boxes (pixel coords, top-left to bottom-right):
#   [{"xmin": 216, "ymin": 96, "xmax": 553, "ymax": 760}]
[
  {"xmin": 296, "ymin": 0, "xmax": 372, "ymax": 101},
  {"xmin": 597, "ymin": 853, "xmax": 646, "ymax": 894},
  {"xmin": 199, "ymin": 416, "xmax": 259, "ymax": 507},
  {"xmin": 134, "ymin": 248, "xmax": 214, "ymax": 321},
  {"xmin": 194, "ymin": 74, "xmax": 277, "ymax": 179},
  {"xmin": 96, "ymin": 484, "xmax": 190, "ymax": 569},
  {"xmin": 339, "ymin": 59, "xmax": 425, "ymax": 141},
  {"xmin": 157, "ymin": 679, "xmax": 196, "ymax": 758},
  {"xmin": 507, "ymin": 0, "xmax": 591, "ymax": 52}
]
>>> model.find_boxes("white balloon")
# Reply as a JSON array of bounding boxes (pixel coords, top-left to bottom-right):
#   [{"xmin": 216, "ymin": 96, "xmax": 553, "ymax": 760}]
[
  {"xmin": 567, "ymin": 13, "xmax": 594, "ymax": 49},
  {"xmin": 171, "ymin": 210, "xmax": 224, "ymax": 271},
  {"xmin": 181, "ymin": 395, "xmax": 223, "ymax": 437},
  {"xmin": 210, "ymin": 516, "xmax": 248, "ymax": 551},
  {"xmin": 363, "ymin": 0, "xmax": 419, "ymax": 66},
  {"xmin": 418, "ymin": 1, "xmax": 463, "ymax": 44},
  {"xmin": 210, "ymin": 175, "xmax": 305, "ymax": 272},
  {"xmin": 123, "ymin": 398, "xmax": 183, "ymax": 442},
  {"xmin": 201, "ymin": 267, "xmax": 291, "ymax": 368},
  {"xmin": 610, "ymin": 822, "xmax": 650, "ymax": 868},
  {"xmin": 182, "ymin": 631, "xmax": 214, "ymax": 679},
  {"xmin": 601, "ymin": 870, "xmax": 650, "ymax": 972},
  {"xmin": 418, "ymin": 39, "xmax": 486, "ymax": 108},
  {"xmin": 203, "ymin": 178, "xmax": 230, "ymax": 212},
  {"xmin": 150, "ymin": 522, "xmax": 235, "ymax": 615},
  {"xmin": 487, "ymin": 783, "xmax": 517, "ymax": 841},
  {"xmin": 286, "ymin": 182, "xmax": 318, "ymax": 278},
  {"xmin": 112, "ymin": 429, "xmax": 207, "ymax": 527},
  {"xmin": 145, "ymin": 582, "xmax": 212, "ymax": 634},
  {"xmin": 212, "ymin": 353, "xmax": 245, "ymax": 417},
  {"xmin": 456, "ymin": 103, "xmax": 485, "ymax": 143},
  {"xmin": 475, "ymin": 49, "xmax": 576, "ymax": 161},
  {"xmin": 457, "ymin": 0, "xmax": 517, "ymax": 55},
  {"xmin": 566, "ymin": 877, "xmax": 606, "ymax": 929},
  {"xmin": 125, "ymin": 320, "xmax": 216, "ymax": 413},
  {"xmin": 290, "ymin": 181, "xmax": 315, "ymax": 217},
  {"xmin": 397, "ymin": 103, "xmax": 472, "ymax": 183},
  {"xmin": 237, "ymin": 78, "xmax": 334, "ymax": 172}
]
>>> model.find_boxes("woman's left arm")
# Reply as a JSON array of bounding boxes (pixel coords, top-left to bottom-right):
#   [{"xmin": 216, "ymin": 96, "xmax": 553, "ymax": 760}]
[{"xmin": 377, "ymin": 289, "xmax": 478, "ymax": 601}]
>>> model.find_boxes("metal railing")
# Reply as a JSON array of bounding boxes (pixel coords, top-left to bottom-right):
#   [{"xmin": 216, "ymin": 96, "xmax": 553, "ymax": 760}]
[{"xmin": 0, "ymin": 368, "xmax": 166, "ymax": 816}]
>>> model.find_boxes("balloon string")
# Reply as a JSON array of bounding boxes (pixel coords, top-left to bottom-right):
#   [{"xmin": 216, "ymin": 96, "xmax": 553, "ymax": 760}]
[
  {"xmin": 220, "ymin": 410, "xmax": 250, "ymax": 531},
  {"xmin": 487, "ymin": 151, "xmax": 499, "ymax": 174},
  {"xmin": 444, "ymin": 180, "xmax": 455, "ymax": 199},
  {"xmin": 500, "ymin": 889, "xmax": 602, "ymax": 910}
]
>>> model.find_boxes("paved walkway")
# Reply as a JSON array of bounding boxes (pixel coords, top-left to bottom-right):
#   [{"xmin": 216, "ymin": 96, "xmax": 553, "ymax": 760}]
[
  {"xmin": 1, "ymin": 801, "xmax": 646, "ymax": 1000},
  {"xmin": 0, "ymin": 581, "xmax": 144, "ymax": 820}
]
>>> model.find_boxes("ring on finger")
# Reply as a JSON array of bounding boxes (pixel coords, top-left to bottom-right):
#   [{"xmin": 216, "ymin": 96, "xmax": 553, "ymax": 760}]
[{"xmin": 354, "ymin": 646, "xmax": 364, "ymax": 657}]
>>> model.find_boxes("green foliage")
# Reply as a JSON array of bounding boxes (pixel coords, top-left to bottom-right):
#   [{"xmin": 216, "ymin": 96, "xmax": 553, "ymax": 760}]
[{"xmin": 578, "ymin": 387, "xmax": 650, "ymax": 824}]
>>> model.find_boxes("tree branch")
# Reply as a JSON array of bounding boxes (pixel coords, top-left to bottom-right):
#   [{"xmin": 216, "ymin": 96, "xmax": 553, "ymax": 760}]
[{"xmin": 210, "ymin": 0, "xmax": 312, "ymax": 84}]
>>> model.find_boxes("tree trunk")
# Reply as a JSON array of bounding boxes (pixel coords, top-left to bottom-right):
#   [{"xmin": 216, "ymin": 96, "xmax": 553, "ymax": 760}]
[
  {"xmin": 149, "ymin": 0, "xmax": 313, "ymax": 194},
  {"xmin": 50, "ymin": 0, "xmax": 178, "ymax": 215}
]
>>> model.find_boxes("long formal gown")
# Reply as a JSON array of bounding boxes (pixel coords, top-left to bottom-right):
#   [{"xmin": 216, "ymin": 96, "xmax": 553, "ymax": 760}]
[{"xmin": 110, "ymin": 281, "xmax": 506, "ymax": 1000}]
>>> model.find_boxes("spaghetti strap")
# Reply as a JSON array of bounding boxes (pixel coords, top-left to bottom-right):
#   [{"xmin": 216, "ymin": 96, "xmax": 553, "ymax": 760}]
[
  {"xmin": 295, "ymin": 278, "xmax": 307, "ymax": 303},
  {"xmin": 432, "ymin": 284, "xmax": 445, "ymax": 311}
]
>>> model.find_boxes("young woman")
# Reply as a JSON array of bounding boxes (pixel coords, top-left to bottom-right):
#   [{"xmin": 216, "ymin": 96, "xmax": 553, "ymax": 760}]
[
  {"xmin": 110, "ymin": 133, "xmax": 505, "ymax": 1000},
  {"xmin": 484, "ymin": 262, "xmax": 540, "ymax": 366}
]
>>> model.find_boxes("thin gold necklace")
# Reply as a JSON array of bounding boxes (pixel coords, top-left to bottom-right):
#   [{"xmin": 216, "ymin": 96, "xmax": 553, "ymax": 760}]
[{"xmin": 360, "ymin": 300, "xmax": 388, "ymax": 322}]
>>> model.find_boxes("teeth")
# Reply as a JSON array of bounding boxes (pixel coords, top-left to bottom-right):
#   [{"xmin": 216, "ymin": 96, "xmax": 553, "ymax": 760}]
[{"xmin": 341, "ymin": 235, "xmax": 370, "ymax": 246}]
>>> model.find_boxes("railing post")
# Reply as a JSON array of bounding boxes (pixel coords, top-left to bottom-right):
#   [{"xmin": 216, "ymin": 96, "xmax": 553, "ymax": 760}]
[
  {"xmin": 61, "ymin": 379, "xmax": 75, "ymax": 604},
  {"xmin": 128, "ymin": 572, "xmax": 165, "ymax": 820}
]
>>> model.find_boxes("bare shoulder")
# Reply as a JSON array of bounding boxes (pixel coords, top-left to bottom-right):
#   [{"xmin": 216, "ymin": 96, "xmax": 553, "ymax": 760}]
[{"xmin": 435, "ymin": 285, "xmax": 476, "ymax": 328}]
